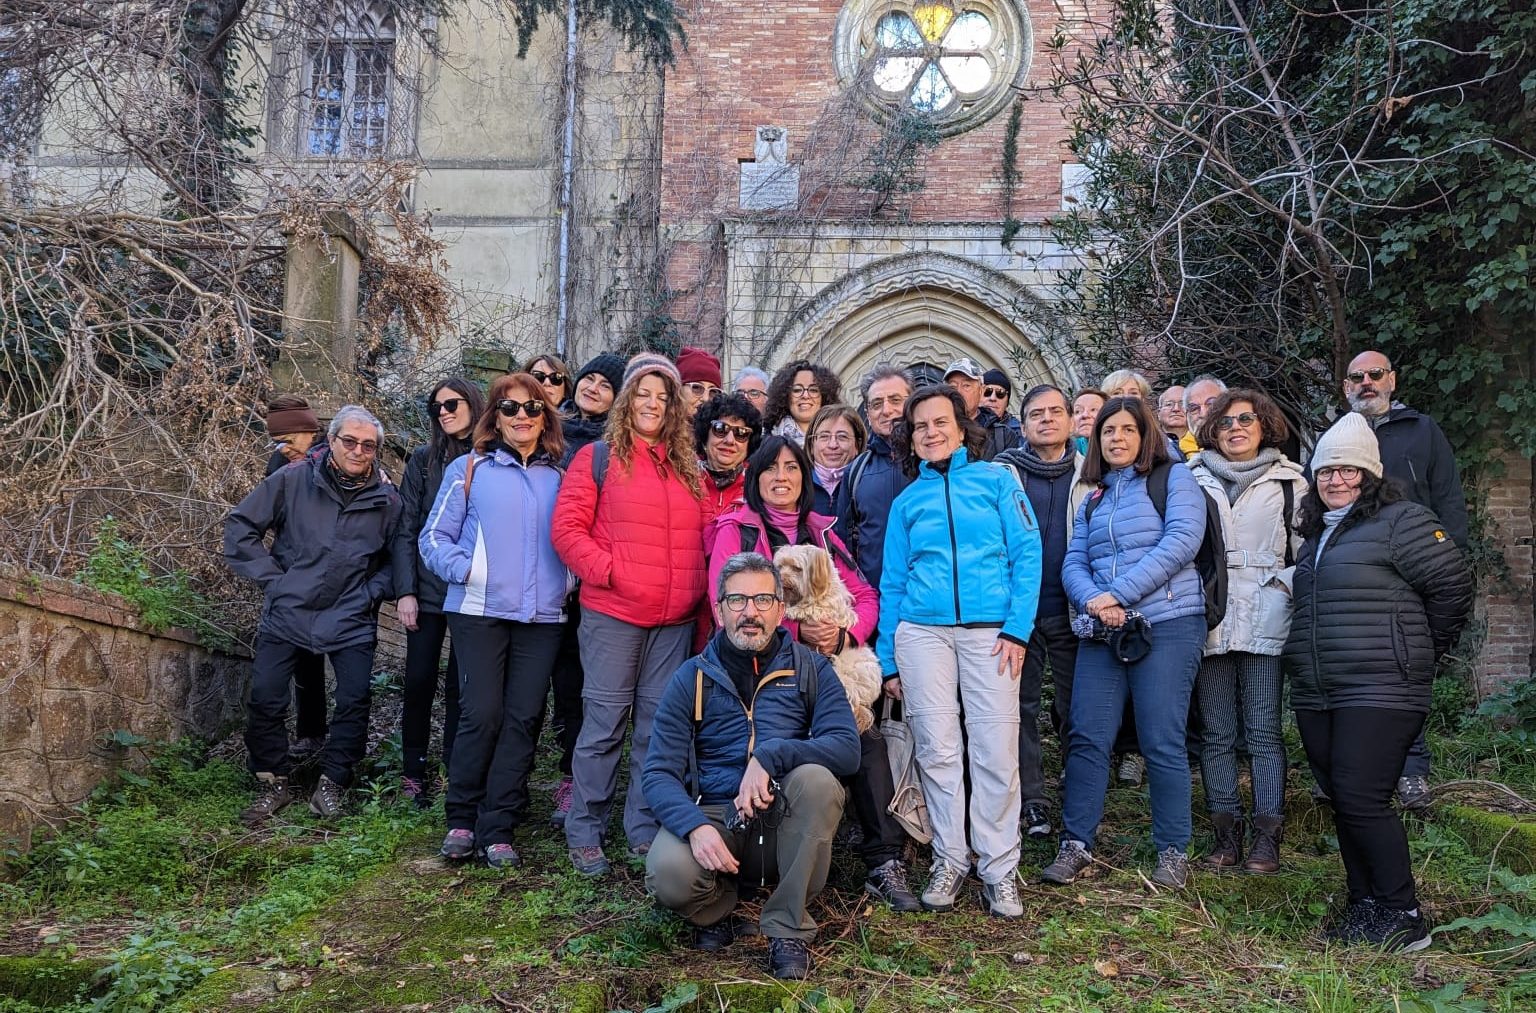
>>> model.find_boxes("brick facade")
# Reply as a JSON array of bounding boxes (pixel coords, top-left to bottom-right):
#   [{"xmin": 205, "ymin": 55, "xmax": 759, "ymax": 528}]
[{"xmin": 1478, "ymin": 448, "xmax": 1536, "ymax": 692}]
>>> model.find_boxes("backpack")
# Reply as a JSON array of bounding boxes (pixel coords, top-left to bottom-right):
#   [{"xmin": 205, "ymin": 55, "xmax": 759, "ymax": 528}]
[
  {"xmin": 1083, "ymin": 461, "xmax": 1228, "ymax": 629},
  {"xmin": 685, "ymin": 640, "xmax": 823, "ymax": 798},
  {"xmin": 839, "ymin": 450, "xmax": 876, "ymax": 559}
]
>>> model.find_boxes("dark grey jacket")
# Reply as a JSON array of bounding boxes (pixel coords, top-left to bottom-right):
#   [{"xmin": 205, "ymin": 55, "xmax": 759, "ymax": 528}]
[
  {"xmin": 1372, "ymin": 405, "xmax": 1469, "ymax": 551},
  {"xmin": 1284, "ymin": 500, "xmax": 1472, "ymax": 713},
  {"xmin": 832, "ymin": 434, "xmax": 913, "ymax": 591},
  {"xmin": 395, "ymin": 439, "xmax": 471, "ymax": 611},
  {"xmin": 976, "ymin": 406, "xmax": 1021, "ymax": 461},
  {"xmin": 224, "ymin": 451, "xmax": 409, "ymax": 653}
]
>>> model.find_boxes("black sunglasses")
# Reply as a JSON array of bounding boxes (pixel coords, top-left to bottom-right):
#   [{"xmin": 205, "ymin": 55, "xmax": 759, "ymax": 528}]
[
  {"xmin": 1216, "ymin": 412, "xmax": 1259, "ymax": 430},
  {"xmin": 530, "ymin": 370, "xmax": 567, "ymax": 386},
  {"xmin": 430, "ymin": 397, "xmax": 464, "ymax": 415},
  {"xmin": 496, "ymin": 399, "xmax": 546, "ymax": 418},
  {"xmin": 1345, "ymin": 367, "xmax": 1391, "ymax": 384},
  {"xmin": 709, "ymin": 419, "xmax": 754, "ymax": 442}
]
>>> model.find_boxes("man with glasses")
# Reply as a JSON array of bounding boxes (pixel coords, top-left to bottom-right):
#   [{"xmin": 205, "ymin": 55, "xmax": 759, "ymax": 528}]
[
  {"xmin": 834, "ymin": 365, "xmax": 914, "ymax": 591},
  {"xmin": 1157, "ymin": 385, "xmax": 1189, "ymax": 443},
  {"xmin": 643, "ymin": 552, "xmax": 860, "ymax": 980},
  {"xmin": 981, "ymin": 368, "xmax": 1023, "ymax": 439},
  {"xmin": 1181, "ymin": 375, "xmax": 1229, "ymax": 456},
  {"xmin": 225, "ymin": 405, "xmax": 411, "ymax": 824},
  {"xmin": 732, "ymin": 366, "xmax": 771, "ymax": 411},
  {"xmin": 1341, "ymin": 349, "xmax": 1469, "ymax": 811},
  {"xmin": 944, "ymin": 357, "xmax": 1021, "ymax": 460},
  {"xmin": 678, "ymin": 347, "xmax": 724, "ymax": 417}
]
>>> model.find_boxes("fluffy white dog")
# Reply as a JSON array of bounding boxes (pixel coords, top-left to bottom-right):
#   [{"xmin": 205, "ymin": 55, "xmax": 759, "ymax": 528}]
[{"xmin": 772, "ymin": 543, "xmax": 883, "ymax": 734}]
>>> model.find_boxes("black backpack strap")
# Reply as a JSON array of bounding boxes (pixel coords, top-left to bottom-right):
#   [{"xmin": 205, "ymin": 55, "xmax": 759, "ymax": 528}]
[
  {"xmin": 789, "ymin": 641, "xmax": 820, "ymax": 721},
  {"xmin": 739, "ymin": 523, "xmax": 761, "ymax": 556},
  {"xmin": 1083, "ymin": 486, "xmax": 1106, "ymax": 526},
  {"xmin": 1281, "ymin": 480, "xmax": 1295, "ymax": 569},
  {"xmin": 591, "ymin": 440, "xmax": 610, "ymax": 489},
  {"xmin": 1146, "ymin": 460, "xmax": 1172, "ymax": 519}
]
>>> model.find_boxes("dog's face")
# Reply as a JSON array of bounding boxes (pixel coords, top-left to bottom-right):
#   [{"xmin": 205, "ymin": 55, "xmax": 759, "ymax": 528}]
[{"xmin": 773, "ymin": 544, "xmax": 833, "ymax": 608}]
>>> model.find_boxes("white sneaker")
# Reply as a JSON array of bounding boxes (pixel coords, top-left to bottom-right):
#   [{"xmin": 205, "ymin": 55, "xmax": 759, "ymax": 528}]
[
  {"xmin": 982, "ymin": 877, "xmax": 1023, "ymax": 918},
  {"xmin": 920, "ymin": 861, "xmax": 967, "ymax": 912}
]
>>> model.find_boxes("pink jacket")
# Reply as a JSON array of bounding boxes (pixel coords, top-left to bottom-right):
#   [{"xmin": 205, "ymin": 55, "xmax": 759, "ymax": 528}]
[{"xmin": 704, "ymin": 503, "xmax": 878, "ymax": 647}]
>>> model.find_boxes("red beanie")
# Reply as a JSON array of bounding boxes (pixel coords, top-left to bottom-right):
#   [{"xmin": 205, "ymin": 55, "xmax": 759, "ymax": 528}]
[{"xmin": 676, "ymin": 347, "xmax": 722, "ymax": 388}]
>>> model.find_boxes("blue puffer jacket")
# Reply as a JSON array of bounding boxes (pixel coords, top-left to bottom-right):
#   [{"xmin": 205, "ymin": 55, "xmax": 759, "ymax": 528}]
[
  {"xmin": 876, "ymin": 448, "xmax": 1043, "ymax": 674},
  {"xmin": 641, "ymin": 633, "xmax": 861, "ymax": 840},
  {"xmin": 418, "ymin": 446, "xmax": 572, "ymax": 623},
  {"xmin": 1062, "ymin": 462, "xmax": 1206, "ymax": 625}
]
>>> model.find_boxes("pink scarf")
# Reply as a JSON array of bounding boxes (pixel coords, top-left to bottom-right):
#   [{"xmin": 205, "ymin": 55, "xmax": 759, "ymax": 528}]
[{"xmin": 813, "ymin": 462, "xmax": 846, "ymax": 498}]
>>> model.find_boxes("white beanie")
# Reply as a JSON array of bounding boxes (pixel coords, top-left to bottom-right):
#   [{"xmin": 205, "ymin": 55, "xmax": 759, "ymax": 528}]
[{"xmin": 1312, "ymin": 412, "xmax": 1383, "ymax": 478}]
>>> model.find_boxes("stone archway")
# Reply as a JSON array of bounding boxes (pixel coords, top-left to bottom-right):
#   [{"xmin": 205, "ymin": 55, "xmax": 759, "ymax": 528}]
[{"xmin": 743, "ymin": 251, "xmax": 1079, "ymax": 394}]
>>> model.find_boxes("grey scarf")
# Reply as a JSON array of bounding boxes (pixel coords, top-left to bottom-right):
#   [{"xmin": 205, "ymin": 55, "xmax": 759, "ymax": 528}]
[
  {"xmin": 996, "ymin": 443, "xmax": 1076, "ymax": 480},
  {"xmin": 1200, "ymin": 447, "xmax": 1281, "ymax": 504},
  {"xmin": 1316, "ymin": 503, "xmax": 1353, "ymax": 563}
]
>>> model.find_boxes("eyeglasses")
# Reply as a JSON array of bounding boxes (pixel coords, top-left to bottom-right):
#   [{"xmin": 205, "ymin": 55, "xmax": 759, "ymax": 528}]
[
  {"xmin": 982, "ymin": 386, "xmax": 1008, "ymax": 400},
  {"xmin": 866, "ymin": 394, "xmax": 907, "ymax": 412},
  {"xmin": 709, "ymin": 419, "xmax": 754, "ymax": 442},
  {"xmin": 530, "ymin": 370, "xmax": 566, "ymax": 387},
  {"xmin": 266, "ymin": 440, "xmax": 289, "ymax": 452},
  {"xmin": 737, "ymin": 387, "xmax": 767, "ymax": 402},
  {"xmin": 333, "ymin": 435, "xmax": 378, "ymax": 455},
  {"xmin": 813, "ymin": 430, "xmax": 856, "ymax": 445},
  {"xmin": 1158, "ymin": 400, "xmax": 1185, "ymax": 412},
  {"xmin": 430, "ymin": 397, "xmax": 464, "ymax": 415},
  {"xmin": 1216, "ymin": 412, "xmax": 1259, "ymax": 430},
  {"xmin": 685, "ymin": 381, "xmax": 722, "ymax": 401},
  {"xmin": 789, "ymin": 385, "xmax": 821, "ymax": 398},
  {"xmin": 1345, "ymin": 367, "xmax": 1391, "ymax": 384},
  {"xmin": 1316, "ymin": 466, "xmax": 1362, "ymax": 483},
  {"xmin": 720, "ymin": 592, "xmax": 781, "ymax": 612},
  {"xmin": 496, "ymin": 399, "xmax": 546, "ymax": 418}
]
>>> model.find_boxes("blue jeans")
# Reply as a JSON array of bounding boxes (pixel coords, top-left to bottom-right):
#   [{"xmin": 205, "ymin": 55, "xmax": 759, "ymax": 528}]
[{"xmin": 1061, "ymin": 614, "xmax": 1205, "ymax": 852}]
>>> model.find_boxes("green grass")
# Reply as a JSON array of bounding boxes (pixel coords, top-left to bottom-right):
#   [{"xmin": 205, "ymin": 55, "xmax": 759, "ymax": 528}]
[{"xmin": 2, "ymin": 712, "xmax": 1533, "ymax": 1013}]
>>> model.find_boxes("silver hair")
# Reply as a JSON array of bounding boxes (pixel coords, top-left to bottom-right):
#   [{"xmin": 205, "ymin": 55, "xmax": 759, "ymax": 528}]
[
  {"xmin": 1100, "ymin": 369, "xmax": 1152, "ymax": 399},
  {"xmin": 733, "ymin": 366, "xmax": 770, "ymax": 388},
  {"xmin": 716, "ymin": 551, "xmax": 783, "ymax": 601},
  {"xmin": 859, "ymin": 363, "xmax": 913, "ymax": 401},
  {"xmin": 1183, "ymin": 374, "xmax": 1228, "ymax": 410},
  {"xmin": 327, "ymin": 405, "xmax": 385, "ymax": 443}
]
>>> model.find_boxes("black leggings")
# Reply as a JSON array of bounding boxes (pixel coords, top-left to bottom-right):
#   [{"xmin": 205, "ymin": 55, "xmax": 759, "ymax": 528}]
[
  {"xmin": 402, "ymin": 610, "xmax": 460, "ymax": 780},
  {"xmin": 1295, "ymin": 707, "xmax": 1425, "ymax": 911}
]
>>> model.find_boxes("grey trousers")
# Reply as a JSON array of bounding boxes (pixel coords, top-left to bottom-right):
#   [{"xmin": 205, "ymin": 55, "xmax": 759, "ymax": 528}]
[
  {"xmin": 645, "ymin": 764, "xmax": 845, "ymax": 941},
  {"xmin": 565, "ymin": 608, "xmax": 693, "ymax": 850},
  {"xmin": 1196, "ymin": 651, "xmax": 1286, "ymax": 818}
]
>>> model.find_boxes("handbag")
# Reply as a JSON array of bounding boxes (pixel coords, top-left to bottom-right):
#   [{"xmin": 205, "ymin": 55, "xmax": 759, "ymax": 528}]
[{"xmin": 879, "ymin": 697, "xmax": 933, "ymax": 844}]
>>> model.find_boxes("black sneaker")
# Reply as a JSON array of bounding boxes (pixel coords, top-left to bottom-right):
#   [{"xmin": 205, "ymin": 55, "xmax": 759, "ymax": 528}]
[
  {"xmin": 440, "ymin": 828, "xmax": 476, "ymax": 860},
  {"xmin": 1396, "ymin": 776, "xmax": 1432, "ymax": 812},
  {"xmin": 864, "ymin": 858, "xmax": 921, "ymax": 913},
  {"xmin": 1022, "ymin": 802, "xmax": 1053, "ymax": 839},
  {"xmin": 1040, "ymin": 840, "xmax": 1092, "ymax": 885},
  {"xmin": 240, "ymin": 773, "xmax": 293, "ymax": 825},
  {"xmin": 1321, "ymin": 897, "xmax": 1378, "ymax": 944},
  {"xmin": 309, "ymin": 775, "xmax": 346, "ymax": 819},
  {"xmin": 1366, "ymin": 905, "xmax": 1432, "ymax": 953},
  {"xmin": 691, "ymin": 918, "xmax": 735, "ymax": 952},
  {"xmin": 768, "ymin": 937, "xmax": 811, "ymax": 980}
]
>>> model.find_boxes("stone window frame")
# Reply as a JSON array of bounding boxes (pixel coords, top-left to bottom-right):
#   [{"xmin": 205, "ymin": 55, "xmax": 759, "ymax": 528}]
[{"xmin": 832, "ymin": 0, "xmax": 1033, "ymax": 137}]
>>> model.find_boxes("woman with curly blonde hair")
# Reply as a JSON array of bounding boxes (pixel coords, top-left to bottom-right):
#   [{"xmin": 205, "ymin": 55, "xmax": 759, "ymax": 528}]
[{"xmin": 551, "ymin": 352, "xmax": 706, "ymax": 876}]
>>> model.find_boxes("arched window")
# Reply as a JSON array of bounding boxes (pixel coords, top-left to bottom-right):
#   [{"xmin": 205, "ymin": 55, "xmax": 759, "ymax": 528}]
[
  {"xmin": 835, "ymin": 0, "xmax": 1032, "ymax": 136},
  {"xmin": 302, "ymin": 7, "xmax": 397, "ymax": 158}
]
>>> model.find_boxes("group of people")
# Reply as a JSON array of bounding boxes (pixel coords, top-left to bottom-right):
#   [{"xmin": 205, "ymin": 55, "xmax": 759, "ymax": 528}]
[{"xmin": 224, "ymin": 345, "xmax": 1473, "ymax": 978}]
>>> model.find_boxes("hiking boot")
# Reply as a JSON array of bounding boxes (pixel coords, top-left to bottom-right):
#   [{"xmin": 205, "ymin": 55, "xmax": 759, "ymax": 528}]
[
  {"xmin": 768, "ymin": 937, "xmax": 811, "ymax": 980},
  {"xmin": 1322, "ymin": 897, "xmax": 1378, "ymax": 944},
  {"xmin": 290, "ymin": 735, "xmax": 325, "ymax": 761},
  {"xmin": 1365, "ymin": 904, "xmax": 1432, "ymax": 953},
  {"xmin": 1040, "ymin": 840, "xmax": 1092, "ymax": 885},
  {"xmin": 1243, "ymin": 815, "xmax": 1283, "ymax": 874},
  {"xmin": 1117, "ymin": 754, "xmax": 1145, "ymax": 787},
  {"xmin": 982, "ymin": 877, "xmax": 1024, "ymax": 919},
  {"xmin": 1022, "ymin": 802, "xmax": 1053, "ymax": 840},
  {"xmin": 920, "ymin": 861, "xmax": 967, "ymax": 912},
  {"xmin": 626, "ymin": 841, "xmax": 652, "ymax": 863},
  {"xmin": 309, "ymin": 775, "xmax": 346, "ymax": 819},
  {"xmin": 1150, "ymin": 847, "xmax": 1190, "ymax": 889},
  {"xmin": 864, "ymin": 859, "xmax": 921, "ymax": 913},
  {"xmin": 440, "ymin": 828, "xmax": 476, "ymax": 860},
  {"xmin": 241, "ymin": 773, "xmax": 292, "ymax": 825},
  {"xmin": 484, "ymin": 843, "xmax": 521, "ymax": 870},
  {"xmin": 549, "ymin": 776, "xmax": 574, "ymax": 828},
  {"xmin": 691, "ymin": 918, "xmax": 735, "ymax": 952},
  {"xmin": 568, "ymin": 845, "xmax": 611, "ymax": 877},
  {"xmin": 1397, "ymin": 775, "xmax": 1432, "ymax": 812},
  {"xmin": 1205, "ymin": 812, "xmax": 1244, "ymax": 869}
]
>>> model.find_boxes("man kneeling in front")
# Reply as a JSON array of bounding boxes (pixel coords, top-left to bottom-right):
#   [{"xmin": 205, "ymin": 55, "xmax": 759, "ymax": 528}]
[{"xmin": 643, "ymin": 552, "xmax": 861, "ymax": 980}]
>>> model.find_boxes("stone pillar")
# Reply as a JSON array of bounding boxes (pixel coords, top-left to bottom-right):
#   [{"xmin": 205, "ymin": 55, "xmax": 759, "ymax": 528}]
[
  {"xmin": 1477, "ymin": 446, "xmax": 1535, "ymax": 695},
  {"xmin": 276, "ymin": 211, "xmax": 369, "ymax": 406}
]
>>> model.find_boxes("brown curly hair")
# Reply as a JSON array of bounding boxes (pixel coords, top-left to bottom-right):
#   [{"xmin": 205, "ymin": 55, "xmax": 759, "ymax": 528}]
[
  {"xmin": 604, "ymin": 365, "xmax": 702, "ymax": 497},
  {"xmin": 764, "ymin": 359, "xmax": 842, "ymax": 431},
  {"xmin": 1195, "ymin": 388, "xmax": 1291, "ymax": 454}
]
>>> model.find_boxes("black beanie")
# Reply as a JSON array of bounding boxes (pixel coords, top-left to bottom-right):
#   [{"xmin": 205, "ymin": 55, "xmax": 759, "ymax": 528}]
[
  {"xmin": 577, "ymin": 353, "xmax": 626, "ymax": 393},
  {"xmin": 983, "ymin": 368, "xmax": 1012, "ymax": 394}
]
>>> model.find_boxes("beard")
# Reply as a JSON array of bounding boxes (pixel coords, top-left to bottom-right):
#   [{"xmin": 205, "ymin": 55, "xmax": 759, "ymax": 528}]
[
  {"xmin": 1347, "ymin": 389, "xmax": 1391, "ymax": 416},
  {"xmin": 726, "ymin": 619, "xmax": 773, "ymax": 653}
]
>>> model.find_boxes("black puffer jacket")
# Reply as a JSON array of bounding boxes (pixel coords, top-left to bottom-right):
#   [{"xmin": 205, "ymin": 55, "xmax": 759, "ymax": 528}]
[
  {"xmin": 975, "ymin": 406, "xmax": 1021, "ymax": 461},
  {"xmin": 395, "ymin": 438, "xmax": 472, "ymax": 610},
  {"xmin": 1372, "ymin": 405, "xmax": 1470, "ymax": 551},
  {"xmin": 1284, "ymin": 500, "xmax": 1472, "ymax": 713},
  {"xmin": 225, "ymin": 451, "xmax": 409, "ymax": 653},
  {"xmin": 561, "ymin": 414, "xmax": 607, "ymax": 466}
]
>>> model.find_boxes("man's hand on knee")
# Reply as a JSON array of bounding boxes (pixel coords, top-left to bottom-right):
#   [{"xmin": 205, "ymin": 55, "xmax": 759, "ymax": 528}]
[{"xmin": 688, "ymin": 825, "xmax": 739, "ymax": 874}]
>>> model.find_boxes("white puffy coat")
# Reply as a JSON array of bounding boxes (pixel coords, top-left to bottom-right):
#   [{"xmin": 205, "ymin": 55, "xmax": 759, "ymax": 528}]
[{"xmin": 1187, "ymin": 453, "xmax": 1308, "ymax": 656}]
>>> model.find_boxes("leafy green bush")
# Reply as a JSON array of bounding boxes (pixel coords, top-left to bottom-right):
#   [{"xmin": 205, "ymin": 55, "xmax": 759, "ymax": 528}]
[{"xmin": 80, "ymin": 518, "xmax": 235, "ymax": 652}]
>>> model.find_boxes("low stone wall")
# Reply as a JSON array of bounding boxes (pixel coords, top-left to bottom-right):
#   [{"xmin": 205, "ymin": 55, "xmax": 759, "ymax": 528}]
[{"xmin": 0, "ymin": 569, "xmax": 250, "ymax": 850}]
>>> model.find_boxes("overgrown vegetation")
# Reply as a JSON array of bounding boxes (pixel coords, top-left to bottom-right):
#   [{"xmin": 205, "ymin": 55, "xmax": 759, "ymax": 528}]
[{"xmin": 78, "ymin": 519, "xmax": 238, "ymax": 653}]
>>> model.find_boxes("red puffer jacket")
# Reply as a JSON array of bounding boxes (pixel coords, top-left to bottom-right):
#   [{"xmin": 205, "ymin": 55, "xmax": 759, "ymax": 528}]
[{"xmin": 553, "ymin": 438, "xmax": 707, "ymax": 627}]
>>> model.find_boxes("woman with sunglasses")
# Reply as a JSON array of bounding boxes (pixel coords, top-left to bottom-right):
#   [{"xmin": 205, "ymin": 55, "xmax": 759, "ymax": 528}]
[
  {"xmin": 396, "ymin": 377, "xmax": 486, "ymax": 805},
  {"xmin": 552, "ymin": 353, "xmax": 707, "ymax": 876},
  {"xmin": 525, "ymin": 354, "xmax": 573, "ymax": 412},
  {"xmin": 763, "ymin": 359, "xmax": 841, "ymax": 446},
  {"xmin": 805, "ymin": 405, "xmax": 866, "ymax": 515},
  {"xmin": 1185, "ymin": 389, "xmax": 1306, "ymax": 872},
  {"xmin": 1284, "ymin": 413, "xmax": 1470, "ymax": 950},
  {"xmin": 419, "ymin": 374, "xmax": 571, "ymax": 869}
]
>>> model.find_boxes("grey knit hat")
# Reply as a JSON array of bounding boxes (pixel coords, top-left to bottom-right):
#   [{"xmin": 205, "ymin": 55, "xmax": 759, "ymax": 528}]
[{"xmin": 622, "ymin": 351, "xmax": 682, "ymax": 391}]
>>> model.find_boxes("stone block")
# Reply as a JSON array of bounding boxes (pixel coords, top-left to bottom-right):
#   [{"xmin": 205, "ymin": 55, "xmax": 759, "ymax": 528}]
[
  {"xmin": 39, "ymin": 690, "xmax": 92, "ymax": 760},
  {"xmin": 45, "ymin": 624, "xmax": 112, "ymax": 691}
]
